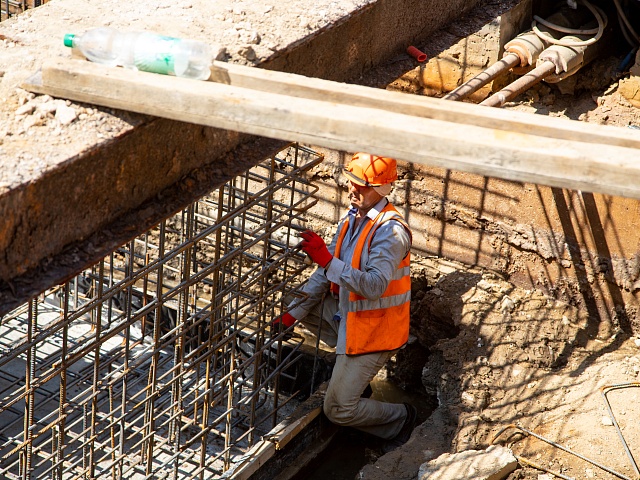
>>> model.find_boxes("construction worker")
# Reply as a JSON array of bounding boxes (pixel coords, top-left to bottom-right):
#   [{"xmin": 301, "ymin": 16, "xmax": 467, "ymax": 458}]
[{"xmin": 274, "ymin": 152, "xmax": 416, "ymax": 450}]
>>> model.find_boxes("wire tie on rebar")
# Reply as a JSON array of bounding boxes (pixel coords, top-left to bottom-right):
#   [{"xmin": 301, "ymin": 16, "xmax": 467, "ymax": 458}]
[{"xmin": 491, "ymin": 424, "xmax": 634, "ymax": 480}]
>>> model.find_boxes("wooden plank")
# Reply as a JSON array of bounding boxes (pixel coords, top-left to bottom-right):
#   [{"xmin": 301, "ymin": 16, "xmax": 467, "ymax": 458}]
[
  {"xmin": 211, "ymin": 61, "xmax": 640, "ymax": 151},
  {"xmin": 24, "ymin": 58, "xmax": 640, "ymax": 199},
  {"xmin": 224, "ymin": 383, "xmax": 328, "ymax": 480},
  {"xmin": 273, "ymin": 406, "xmax": 322, "ymax": 450},
  {"xmin": 224, "ymin": 441, "xmax": 276, "ymax": 480}
]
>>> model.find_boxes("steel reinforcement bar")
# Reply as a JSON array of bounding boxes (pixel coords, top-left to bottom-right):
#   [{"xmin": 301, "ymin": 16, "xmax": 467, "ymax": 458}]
[{"xmin": 0, "ymin": 143, "xmax": 323, "ymax": 479}]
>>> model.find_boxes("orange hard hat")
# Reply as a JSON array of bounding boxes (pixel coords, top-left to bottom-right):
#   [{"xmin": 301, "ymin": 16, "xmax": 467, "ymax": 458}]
[{"xmin": 344, "ymin": 153, "xmax": 397, "ymax": 186}]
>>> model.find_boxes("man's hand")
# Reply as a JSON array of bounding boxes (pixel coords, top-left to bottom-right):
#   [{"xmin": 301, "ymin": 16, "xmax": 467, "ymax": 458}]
[
  {"xmin": 300, "ymin": 230, "xmax": 333, "ymax": 268},
  {"xmin": 272, "ymin": 312, "xmax": 296, "ymax": 328}
]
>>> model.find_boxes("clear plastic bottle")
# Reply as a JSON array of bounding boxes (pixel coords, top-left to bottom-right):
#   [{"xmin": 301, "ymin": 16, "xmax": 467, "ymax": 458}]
[{"xmin": 64, "ymin": 27, "xmax": 212, "ymax": 81}]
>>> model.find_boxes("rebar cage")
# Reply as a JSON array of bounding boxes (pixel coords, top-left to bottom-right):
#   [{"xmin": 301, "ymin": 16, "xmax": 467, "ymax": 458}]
[
  {"xmin": 0, "ymin": 144, "xmax": 323, "ymax": 479},
  {"xmin": 2, "ymin": 0, "xmax": 30, "ymax": 21}
]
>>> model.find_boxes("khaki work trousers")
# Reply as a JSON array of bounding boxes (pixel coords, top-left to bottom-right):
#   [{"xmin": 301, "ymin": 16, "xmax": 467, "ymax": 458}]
[{"xmin": 298, "ymin": 294, "xmax": 407, "ymax": 440}]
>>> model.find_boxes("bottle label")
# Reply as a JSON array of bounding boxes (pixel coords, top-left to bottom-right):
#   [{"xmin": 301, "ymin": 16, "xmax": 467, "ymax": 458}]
[{"xmin": 133, "ymin": 35, "xmax": 179, "ymax": 76}]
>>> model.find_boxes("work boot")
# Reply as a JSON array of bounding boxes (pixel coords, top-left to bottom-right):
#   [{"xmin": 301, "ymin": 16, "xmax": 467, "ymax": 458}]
[{"xmin": 382, "ymin": 403, "xmax": 418, "ymax": 453}]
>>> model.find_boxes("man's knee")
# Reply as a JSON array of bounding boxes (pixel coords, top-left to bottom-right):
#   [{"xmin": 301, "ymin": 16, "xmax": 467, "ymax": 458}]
[{"xmin": 323, "ymin": 397, "xmax": 358, "ymax": 426}]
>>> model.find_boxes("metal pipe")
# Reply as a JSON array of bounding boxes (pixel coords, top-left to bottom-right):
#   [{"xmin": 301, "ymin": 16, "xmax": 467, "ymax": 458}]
[
  {"xmin": 479, "ymin": 61, "xmax": 556, "ymax": 107},
  {"xmin": 443, "ymin": 53, "xmax": 521, "ymax": 101}
]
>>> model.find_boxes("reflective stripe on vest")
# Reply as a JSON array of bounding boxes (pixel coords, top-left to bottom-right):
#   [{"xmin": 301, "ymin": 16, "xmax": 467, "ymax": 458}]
[{"xmin": 330, "ymin": 203, "xmax": 412, "ymax": 355}]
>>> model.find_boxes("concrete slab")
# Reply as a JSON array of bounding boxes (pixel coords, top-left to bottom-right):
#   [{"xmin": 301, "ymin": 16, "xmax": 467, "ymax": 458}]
[
  {"xmin": 0, "ymin": 0, "xmax": 482, "ymax": 314},
  {"xmin": 418, "ymin": 445, "xmax": 518, "ymax": 480}
]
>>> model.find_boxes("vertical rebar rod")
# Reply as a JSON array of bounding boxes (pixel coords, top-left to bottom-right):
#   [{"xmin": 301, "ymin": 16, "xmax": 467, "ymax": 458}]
[
  {"xmin": 22, "ymin": 298, "xmax": 36, "ymax": 480},
  {"xmin": 200, "ymin": 186, "xmax": 226, "ymax": 478},
  {"xmin": 145, "ymin": 220, "xmax": 166, "ymax": 477},
  {"xmin": 81, "ymin": 404, "xmax": 87, "ymax": 476},
  {"xmin": 118, "ymin": 240, "xmax": 135, "ymax": 479},
  {"xmin": 249, "ymin": 156, "xmax": 278, "ymax": 443},
  {"xmin": 108, "ymin": 383, "xmax": 116, "ymax": 479},
  {"xmin": 54, "ymin": 284, "xmax": 69, "ymax": 480},
  {"xmin": 88, "ymin": 260, "xmax": 105, "ymax": 479}
]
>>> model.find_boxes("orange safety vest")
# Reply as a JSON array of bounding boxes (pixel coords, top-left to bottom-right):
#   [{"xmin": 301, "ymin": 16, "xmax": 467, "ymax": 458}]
[{"xmin": 330, "ymin": 203, "xmax": 412, "ymax": 355}]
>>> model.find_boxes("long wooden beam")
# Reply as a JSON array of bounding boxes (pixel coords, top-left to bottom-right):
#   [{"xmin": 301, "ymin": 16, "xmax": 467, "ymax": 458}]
[{"xmin": 25, "ymin": 58, "xmax": 640, "ymax": 199}]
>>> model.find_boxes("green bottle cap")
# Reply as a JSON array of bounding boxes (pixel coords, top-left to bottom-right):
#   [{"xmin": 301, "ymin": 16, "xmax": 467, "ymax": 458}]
[{"xmin": 63, "ymin": 34, "xmax": 76, "ymax": 48}]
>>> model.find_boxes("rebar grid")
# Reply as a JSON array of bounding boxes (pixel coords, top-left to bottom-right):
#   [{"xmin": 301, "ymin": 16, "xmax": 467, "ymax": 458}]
[
  {"xmin": 1, "ymin": 0, "xmax": 27, "ymax": 21},
  {"xmin": 0, "ymin": 144, "xmax": 323, "ymax": 479}
]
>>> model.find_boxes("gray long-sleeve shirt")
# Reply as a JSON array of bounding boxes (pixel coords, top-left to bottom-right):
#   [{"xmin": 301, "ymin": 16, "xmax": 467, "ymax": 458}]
[{"xmin": 289, "ymin": 197, "xmax": 411, "ymax": 354}]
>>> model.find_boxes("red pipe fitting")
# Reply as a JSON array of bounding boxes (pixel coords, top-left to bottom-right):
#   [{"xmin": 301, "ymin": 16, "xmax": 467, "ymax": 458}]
[{"xmin": 407, "ymin": 46, "xmax": 427, "ymax": 62}]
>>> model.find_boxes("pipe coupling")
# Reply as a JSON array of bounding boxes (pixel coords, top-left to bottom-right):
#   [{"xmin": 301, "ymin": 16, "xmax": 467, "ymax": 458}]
[
  {"xmin": 537, "ymin": 38, "xmax": 586, "ymax": 82},
  {"xmin": 504, "ymin": 31, "xmax": 547, "ymax": 67}
]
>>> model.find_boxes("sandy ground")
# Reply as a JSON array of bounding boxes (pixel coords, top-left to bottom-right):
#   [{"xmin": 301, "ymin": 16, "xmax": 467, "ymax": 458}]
[{"xmin": 359, "ymin": 256, "xmax": 640, "ymax": 480}]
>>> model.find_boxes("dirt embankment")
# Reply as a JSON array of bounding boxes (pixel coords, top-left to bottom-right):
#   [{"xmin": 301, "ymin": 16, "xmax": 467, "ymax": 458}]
[
  {"xmin": 354, "ymin": 10, "xmax": 640, "ymax": 476},
  {"xmin": 361, "ymin": 256, "xmax": 640, "ymax": 480}
]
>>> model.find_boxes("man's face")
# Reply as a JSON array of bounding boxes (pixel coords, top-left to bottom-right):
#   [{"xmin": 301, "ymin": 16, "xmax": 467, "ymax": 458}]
[{"xmin": 349, "ymin": 181, "xmax": 382, "ymax": 213}]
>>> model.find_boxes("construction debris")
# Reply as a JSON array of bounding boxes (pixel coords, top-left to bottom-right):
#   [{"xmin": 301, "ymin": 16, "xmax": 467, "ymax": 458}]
[{"xmin": 418, "ymin": 445, "xmax": 518, "ymax": 480}]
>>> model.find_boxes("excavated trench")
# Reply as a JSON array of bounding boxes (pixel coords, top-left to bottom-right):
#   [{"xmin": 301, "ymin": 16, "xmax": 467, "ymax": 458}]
[{"xmin": 2, "ymin": 0, "xmax": 640, "ymax": 479}]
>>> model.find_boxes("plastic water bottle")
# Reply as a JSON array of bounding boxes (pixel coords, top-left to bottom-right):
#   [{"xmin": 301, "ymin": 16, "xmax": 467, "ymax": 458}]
[{"xmin": 63, "ymin": 27, "xmax": 212, "ymax": 80}]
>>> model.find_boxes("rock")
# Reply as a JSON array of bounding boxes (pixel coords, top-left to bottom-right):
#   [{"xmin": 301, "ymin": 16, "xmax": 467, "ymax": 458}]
[
  {"xmin": 500, "ymin": 296, "xmax": 515, "ymax": 313},
  {"xmin": 238, "ymin": 45, "xmax": 256, "ymax": 61},
  {"xmin": 212, "ymin": 45, "xmax": 227, "ymax": 60},
  {"xmin": 601, "ymin": 416, "xmax": 613, "ymax": 426},
  {"xmin": 15, "ymin": 103, "xmax": 35, "ymax": 116},
  {"xmin": 55, "ymin": 105, "xmax": 77, "ymax": 125},
  {"xmin": 23, "ymin": 113, "xmax": 45, "ymax": 130},
  {"xmin": 618, "ymin": 76, "xmax": 640, "ymax": 109},
  {"xmin": 418, "ymin": 445, "xmax": 517, "ymax": 480},
  {"xmin": 37, "ymin": 100, "xmax": 60, "ymax": 116},
  {"xmin": 244, "ymin": 30, "xmax": 261, "ymax": 45}
]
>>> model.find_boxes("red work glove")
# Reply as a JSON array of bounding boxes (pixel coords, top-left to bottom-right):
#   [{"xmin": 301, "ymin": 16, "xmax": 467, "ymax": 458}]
[
  {"xmin": 300, "ymin": 230, "xmax": 333, "ymax": 268},
  {"xmin": 272, "ymin": 312, "xmax": 296, "ymax": 328}
]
